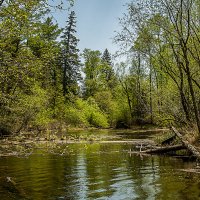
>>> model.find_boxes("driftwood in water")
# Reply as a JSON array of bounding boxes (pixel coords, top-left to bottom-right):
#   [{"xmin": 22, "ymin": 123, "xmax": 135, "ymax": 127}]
[
  {"xmin": 0, "ymin": 177, "xmax": 27, "ymax": 198},
  {"xmin": 171, "ymin": 126, "xmax": 200, "ymax": 160},
  {"xmin": 140, "ymin": 127, "xmax": 200, "ymax": 159},
  {"xmin": 142, "ymin": 144, "xmax": 186, "ymax": 154}
]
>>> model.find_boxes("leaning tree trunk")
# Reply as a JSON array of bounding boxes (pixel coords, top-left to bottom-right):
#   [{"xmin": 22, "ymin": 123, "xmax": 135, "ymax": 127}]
[{"xmin": 171, "ymin": 126, "xmax": 200, "ymax": 160}]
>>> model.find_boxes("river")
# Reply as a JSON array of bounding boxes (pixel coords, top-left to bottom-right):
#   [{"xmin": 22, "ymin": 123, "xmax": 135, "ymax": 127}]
[{"xmin": 0, "ymin": 129, "xmax": 200, "ymax": 200}]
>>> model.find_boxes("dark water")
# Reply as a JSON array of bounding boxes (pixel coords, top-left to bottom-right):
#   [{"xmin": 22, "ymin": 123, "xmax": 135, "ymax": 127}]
[{"xmin": 0, "ymin": 130, "xmax": 200, "ymax": 200}]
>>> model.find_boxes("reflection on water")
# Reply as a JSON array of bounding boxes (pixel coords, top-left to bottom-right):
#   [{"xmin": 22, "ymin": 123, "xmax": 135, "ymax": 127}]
[{"xmin": 0, "ymin": 130, "xmax": 200, "ymax": 200}]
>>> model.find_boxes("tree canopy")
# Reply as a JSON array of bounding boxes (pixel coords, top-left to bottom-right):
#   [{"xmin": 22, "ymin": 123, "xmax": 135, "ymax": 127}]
[{"xmin": 1, "ymin": 0, "xmax": 200, "ymax": 136}]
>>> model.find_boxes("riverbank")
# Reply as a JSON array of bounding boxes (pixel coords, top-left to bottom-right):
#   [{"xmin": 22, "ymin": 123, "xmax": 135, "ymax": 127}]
[
  {"xmin": 0, "ymin": 127, "xmax": 168, "ymax": 157},
  {"xmin": 2, "ymin": 126, "xmax": 200, "ymax": 161}
]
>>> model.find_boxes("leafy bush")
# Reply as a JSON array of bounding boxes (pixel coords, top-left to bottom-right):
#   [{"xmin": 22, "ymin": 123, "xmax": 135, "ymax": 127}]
[
  {"xmin": 75, "ymin": 98, "xmax": 109, "ymax": 128},
  {"xmin": 63, "ymin": 105, "xmax": 89, "ymax": 127},
  {"xmin": 94, "ymin": 91, "xmax": 121, "ymax": 126},
  {"xmin": 0, "ymin": 84, "xmax": 49, "ymax": 132},
  {"xmin": 51, "ymin": 97, "xmax": 109, "ymax": 128}
]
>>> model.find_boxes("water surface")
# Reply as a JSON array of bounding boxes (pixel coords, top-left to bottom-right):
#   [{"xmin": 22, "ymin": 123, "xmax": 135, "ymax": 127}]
[{"xmin": 0, "ymin": 129, "xmax": 200, "ymax": 200}]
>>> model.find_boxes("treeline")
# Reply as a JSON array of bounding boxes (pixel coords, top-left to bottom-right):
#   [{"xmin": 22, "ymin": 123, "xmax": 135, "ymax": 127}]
[
  {"xmin": 0, "ymin": 0, "xmax": 131, "ymax": 134},
  {"xmin": 1, "ymin": 0, "xmax": 200, "ymax": 135},
  {"xmin": 114, "ymin": 0, "xmax": 200, "ymax": 134}
]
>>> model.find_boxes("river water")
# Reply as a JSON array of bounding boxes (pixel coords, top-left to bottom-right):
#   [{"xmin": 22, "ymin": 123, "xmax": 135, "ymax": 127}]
[{"xmin": 0, "ymin": 129, "xmax": 200, "ymax": 200}]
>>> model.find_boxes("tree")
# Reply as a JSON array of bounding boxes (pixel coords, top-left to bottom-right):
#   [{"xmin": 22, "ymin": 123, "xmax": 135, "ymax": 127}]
[
  {"xmin": 61, "ymin": 11, "xmax": 81, "ymax": 97},
  {"xmin": 115, "ymin": 0, "xmax": 200, "ymax": 131},
  {"xmin": 102, "ymin": 48, "xmax": 112, "ymax": 66},
  {"xmin": 101, "ymin": 49, "xmax": 116, "ymax": 88},
  {"xmin": 149, "ymin": 0, "xmax": 200, "ymax": 131},
  {"xmin": 163, "ymin": 0, "xmax": 200, "ymax": 133},
  {"xmin": 0, "ymin": 0, "xmax": 63, "ymax": 132},
  {"xmin": 82, "ymin": 49, "xmax": 102, "ymax": 98},
  {"xmin": 0, "ymin": 0, "xmax": 75, "ymax": 8},
  {"xmin": 39, "ymin": 17, "xmax": 63, "ymax": 116}
]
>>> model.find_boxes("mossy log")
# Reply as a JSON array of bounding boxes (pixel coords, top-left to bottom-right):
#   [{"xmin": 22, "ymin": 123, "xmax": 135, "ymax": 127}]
[{"xmin": 171, "ymin": 126, "xmax": 200, "ymax": 160}]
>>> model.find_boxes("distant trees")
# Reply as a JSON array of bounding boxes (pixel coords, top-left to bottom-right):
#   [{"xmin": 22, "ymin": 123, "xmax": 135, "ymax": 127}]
[
  {"xmin": 82, "ymin": 49, "xmax": 102, "ymax": 97},
  {"xmin": 101, "ymin": 49, "xmax": 116, "ymax": 89},
  {"xmin": 82, "ymin": 48, "xmax": 117, "ymax": 97},
  {"xmin": 82, "ymin": 48, "xmax": 122, "ymax": 126}
]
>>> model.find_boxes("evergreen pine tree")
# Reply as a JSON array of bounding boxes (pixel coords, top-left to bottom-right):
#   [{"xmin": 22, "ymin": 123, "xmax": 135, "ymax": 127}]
[
  {"xmin": 61, "ymin": 11, "xmax": 81, "ymax": 97},
  {"xmin": 101, "ymin": 49, "xmax": 115, "ymax": 83},
  {"xmin": 102, "ymin": 48, "xmax": 112, "ymax": 66}
]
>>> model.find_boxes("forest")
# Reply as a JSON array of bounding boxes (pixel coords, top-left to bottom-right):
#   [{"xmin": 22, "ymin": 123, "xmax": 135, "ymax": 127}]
[
  {"xmin": 0, "ymin": 0, "xmax": 200, "ymax": 138},
  {"xmin": 1, "ymin": 0, "xmax": 200, "ymax": 199}
]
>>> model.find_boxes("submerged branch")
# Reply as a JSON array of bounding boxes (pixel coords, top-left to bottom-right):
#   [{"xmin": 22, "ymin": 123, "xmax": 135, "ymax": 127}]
[{"xmin": 142, "ymin": 144, "xmax": 186, "ymax": 154}]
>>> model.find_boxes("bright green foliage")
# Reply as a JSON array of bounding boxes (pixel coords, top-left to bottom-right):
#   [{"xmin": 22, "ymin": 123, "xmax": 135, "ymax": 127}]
[
  {"xmin": 62, "ymin": 104, "xmax": 89, "ymax": 127},
  {"xmin": 81, "ymin": 48, "xmax": 121, "ymax": 126},
  {"xmin": 0, "ymin": 0, "xmax": 115, "ymax": 134},
  {"xmin": 57, "ymin": 98, "xmax": 109, "ymax": 128},
  {"xmin": 114, "ymin": 0, "xmax": 200, "ymax": 131},
  {"xmin": 0, "ymin": 0, "xmax": 63, "ymax": 133},
  {"xmin": 94, "ymin": 91, "xmax": 120, "ymax": 126},
  {"xmin": 83, "ymin": 97, "xmax": 109, "ymax": 128},
  {"xmin": 3, "ymin": 0, "xmax": 200, "ymax": 134},
  {"xmin": 0, "ymin": 0, "xmax": 113, "ymax": 133},
  {"xmin": 82, "ymin": 49, "xmax": 102, "ymax": 97},
  {"xmin": 0, "ymin": 1, "xmax": 47, "ymax": 131}
]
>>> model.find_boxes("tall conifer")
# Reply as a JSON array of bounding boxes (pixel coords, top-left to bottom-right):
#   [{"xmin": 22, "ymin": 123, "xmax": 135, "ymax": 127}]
[
  {"xmin": 101, "ymin": 49, "xmax": 115, "ymax": 83},
  {"xmin": 61, "ymin": 11, "xmax": 81, "ymax": 97}
]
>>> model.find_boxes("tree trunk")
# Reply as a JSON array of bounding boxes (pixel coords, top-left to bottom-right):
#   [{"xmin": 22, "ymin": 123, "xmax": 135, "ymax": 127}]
[
  {"xmin": 185, "ymin": 57, "xmax": 200, "ymax": 134},
  {"xmin": 179, "ymin": 90, "xmax": 191, "ymax": 122},
  {"xmin": 171, "ymin": 126, "xmax": 200, "ymax": 160},
  {"xmin": 149, "ymin": 54, "xmax": 153, "ymax": 124}
]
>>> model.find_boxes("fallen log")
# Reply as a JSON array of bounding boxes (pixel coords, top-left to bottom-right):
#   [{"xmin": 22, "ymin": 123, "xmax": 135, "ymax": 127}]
[
  {"xmin": 171, "ymin": 126, "xmax": 200, "ymax": 160},
  {"xmin": 142, "ymin": 144, "xmax": 186, "ymax": 154}
]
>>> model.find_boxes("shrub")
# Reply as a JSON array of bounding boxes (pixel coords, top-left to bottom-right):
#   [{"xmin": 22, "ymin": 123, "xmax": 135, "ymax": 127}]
[{"xmin": 75, "ymin": 98, "xmax": 109, "ymax": 128}]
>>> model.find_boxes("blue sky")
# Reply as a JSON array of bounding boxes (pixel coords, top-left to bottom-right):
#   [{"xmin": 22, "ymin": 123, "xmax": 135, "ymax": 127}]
[{"xmin": 53, "ymin": 0, "xmax": 130, "ymax": 55}]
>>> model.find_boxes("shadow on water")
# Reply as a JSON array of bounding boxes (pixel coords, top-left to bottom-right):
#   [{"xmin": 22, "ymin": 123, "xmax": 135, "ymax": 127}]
[{"xmin": 0, "ymin": 129, "xmax": 200, "ymax": 200}]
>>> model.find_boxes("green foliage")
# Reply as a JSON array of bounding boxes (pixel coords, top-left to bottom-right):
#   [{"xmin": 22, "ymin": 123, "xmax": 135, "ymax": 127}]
[
  {"xmin": 0, "ymin": 0, "xmax": 62, "ymax": 132},
  {"xmin": 0, "ymin": 84, "xmax": 49, "ymax": 132},
  {"xmin": 47, "ymin": 97, "xmax": 109, "ymax": 128},
  {"xmin": 63, "ymin": 105, "xmax": 89, "ymax": 127},
  {"xmin": 4, "ymin": 0, "xmax": 200, "ymax": 135},
  {"xmin": 82, "ymin": 49, "xmax": 102, "ymax": 97},
  {"xmin": 75, "ymin": 98, "xmax": 109, "ymax": 128},
  {"xmin": 94, "ymin": 91, "xmax": 120, "ymax": 126},
  {"xmin": 114, "ymin": 0, "xmax": 200, "ymax": 132}
]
